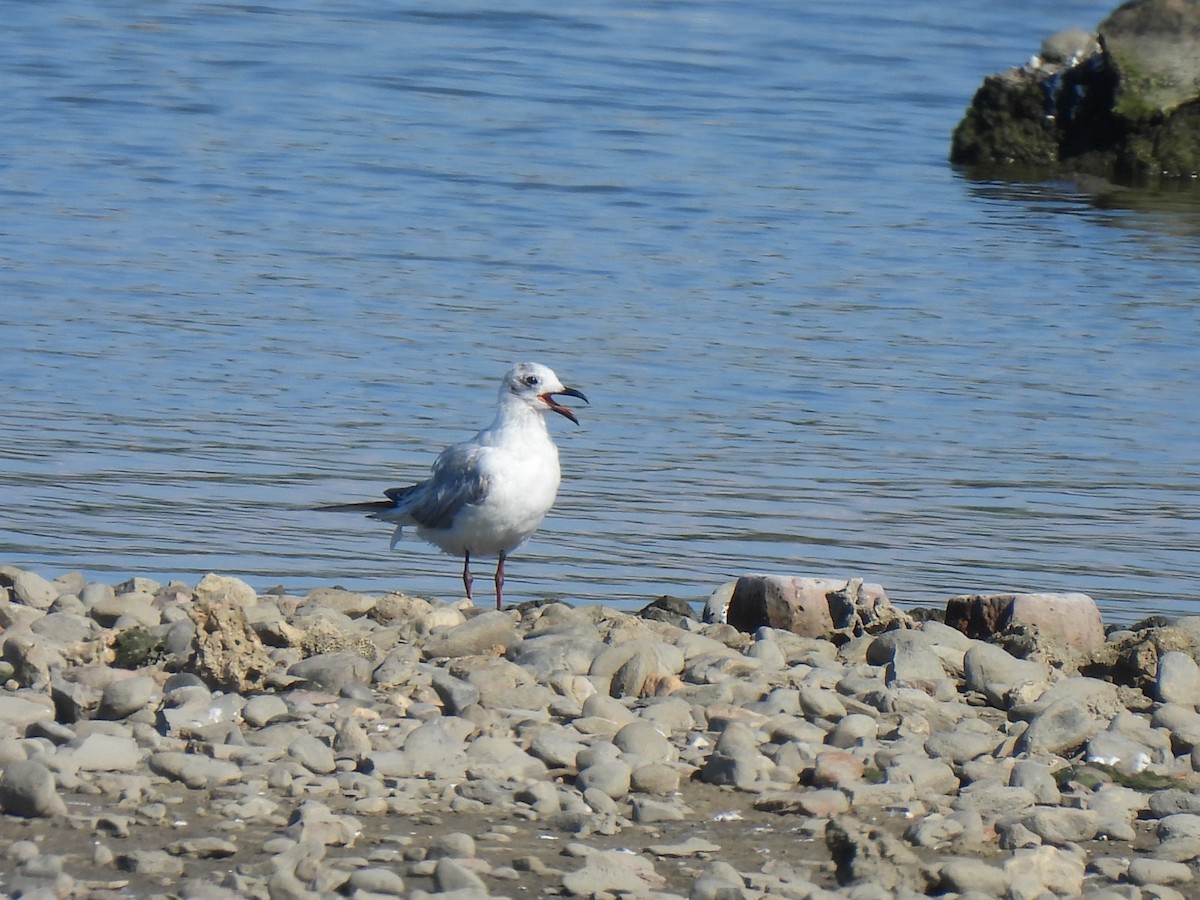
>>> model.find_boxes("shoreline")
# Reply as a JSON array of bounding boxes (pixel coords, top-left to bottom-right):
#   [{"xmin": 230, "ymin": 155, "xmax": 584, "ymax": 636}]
[{"xmin": 0, "ymin": 564, "xmax": 1197, "ymax": 898}]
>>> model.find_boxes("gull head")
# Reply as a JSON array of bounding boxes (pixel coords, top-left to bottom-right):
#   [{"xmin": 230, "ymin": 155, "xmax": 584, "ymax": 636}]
[{"xmin": 502, "ymin": 362, "xmax": 588, "ymax": 425}]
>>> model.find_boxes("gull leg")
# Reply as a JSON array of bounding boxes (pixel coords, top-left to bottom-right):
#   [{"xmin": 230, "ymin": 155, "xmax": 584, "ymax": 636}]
[
  {"xmin": 462, "ymin": 551, "xmax": 474, "ymax": 601},
  {"xmin": 495, "ymin": 551, "xmax": 506, "ymax": 610}
]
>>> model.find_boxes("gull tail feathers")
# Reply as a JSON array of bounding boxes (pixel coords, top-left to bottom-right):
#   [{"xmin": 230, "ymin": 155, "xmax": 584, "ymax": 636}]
[{"xmin": 316, "ymin": 500, "xmax": 395, "ymax": 513}]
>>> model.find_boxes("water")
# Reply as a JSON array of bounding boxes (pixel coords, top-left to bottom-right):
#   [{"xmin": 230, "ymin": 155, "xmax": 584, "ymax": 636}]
[{"xmin": 3, "ymin": 0, "xmax": 1198, "ymax": 624}]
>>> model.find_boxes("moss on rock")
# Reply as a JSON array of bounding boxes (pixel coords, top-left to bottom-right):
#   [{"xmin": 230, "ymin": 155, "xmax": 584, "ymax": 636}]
[{"xmin": 951, "ymin": 0, "xmax": 1200, "ymax": 181}]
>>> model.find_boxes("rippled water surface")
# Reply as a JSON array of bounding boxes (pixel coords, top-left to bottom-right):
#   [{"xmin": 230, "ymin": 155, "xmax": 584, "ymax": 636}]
[{"xmin": 3, "ymin": 0, "xmax": 1198, "ymax": 623}]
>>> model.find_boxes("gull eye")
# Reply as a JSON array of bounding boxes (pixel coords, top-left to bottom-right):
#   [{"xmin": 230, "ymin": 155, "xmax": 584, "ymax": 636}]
[{"xmin": 524, "ymin": 374, "xmax": 540, "ymax": 387}]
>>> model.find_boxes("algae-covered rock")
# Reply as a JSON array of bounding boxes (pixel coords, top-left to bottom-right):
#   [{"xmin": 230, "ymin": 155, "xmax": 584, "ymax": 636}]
[
  {"xmin": 1103, "ymin": 0, "xmax": 1200, "ymax": 122},
  {"xmin": 951, "ymin": 0, "xmax": 1200, "ymax": 181}
]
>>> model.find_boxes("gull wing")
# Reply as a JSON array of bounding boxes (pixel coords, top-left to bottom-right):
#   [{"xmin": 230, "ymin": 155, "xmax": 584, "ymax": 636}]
[{"xmin": 386, "ymin": 443, "xmax": 490, "ymax": 530}]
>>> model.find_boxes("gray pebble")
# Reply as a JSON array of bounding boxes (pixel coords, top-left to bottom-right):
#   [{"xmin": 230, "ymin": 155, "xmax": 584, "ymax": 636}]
[
  {"xmin": 1157, "ymin": 651, "xmax": 1200, "ymax": 705},
  {"xmin": 630, "ymin": 762, "xmax": 682, "ymax": 794},
  {"xmin": 429, "ymin": 831, "xmax": 476, "ymax": 859},
  {"xmin": 148, "ymin": 751, "xmax": 242, "ymax": 789},
  {"xmin": 0, "ymin": 759, "xmax": 66, "ymax": 817},
  {"xmin": 1127, "ymin": 857, "xmax": 1193, "ymax": 886},
  {"xmin": 243, "ymin": 693, "xmax": 290, "ymax": 727},
  {"xmin": 289, "ymin": 733, "xmax": 337, "ymax": 774},
  {"xmin": 576, "ymin": 759, "xmax": 632, "ymax": 799},
  {"xmin": 10, "ymin": 570, "xmax": 59, "ymax": 610},
  {"xmin": 346, "ymin": 866, "xmax": 406, "ymax": 895},
  {"xmin": 433, "ymin": 857, "xmax": 487, "ymax": 893},
  {"xmin": 423, "ymin": 609, "xmax": 519, "ymax": 659},
  {"xmin": 288, "ymin": 651, "xmax": 375, "ymax": 693},
  {"xmin": 98, "ymin": 675, "xmax": 160, "ymax": 720},
  {"xmin": 613, "ymin": 720, "xmax": 673, "ymax": 763}
]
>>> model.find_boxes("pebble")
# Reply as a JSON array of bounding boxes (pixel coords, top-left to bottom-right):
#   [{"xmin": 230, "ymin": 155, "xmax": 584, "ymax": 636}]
[
  {"xmin": 0, "ymin": 563, "xmax": 1198, "ymax": 898},
  {"xmin": 0, "ymin": 759, "xmax": 67, "ymax": 817},
  {"xmin": 1157, "ymin": 650, "xmax": 1200, "ymax": 705}
]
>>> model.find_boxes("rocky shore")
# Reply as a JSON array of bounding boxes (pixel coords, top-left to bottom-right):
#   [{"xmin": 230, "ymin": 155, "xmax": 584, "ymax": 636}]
[{"xmin": 1, "ymin": 565, "xmax": 1199, "ymax": 899}]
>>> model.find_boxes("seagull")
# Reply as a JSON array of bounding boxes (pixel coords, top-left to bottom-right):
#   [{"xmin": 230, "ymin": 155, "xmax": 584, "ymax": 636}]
[{"xmin": 319, "ymin": 362, "xmax": 587, "ymax": 608}]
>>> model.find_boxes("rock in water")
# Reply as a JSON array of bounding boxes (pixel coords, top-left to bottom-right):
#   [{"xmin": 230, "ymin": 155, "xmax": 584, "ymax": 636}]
[{"xmin": 951, "ymin": 0, "xmax": 1200, "ymax": 180}]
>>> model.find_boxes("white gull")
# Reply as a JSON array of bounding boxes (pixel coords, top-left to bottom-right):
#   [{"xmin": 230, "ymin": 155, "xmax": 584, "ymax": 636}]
[{"xmin": 320, "ymin": 362, "xmax": 588, "ymax": 608}]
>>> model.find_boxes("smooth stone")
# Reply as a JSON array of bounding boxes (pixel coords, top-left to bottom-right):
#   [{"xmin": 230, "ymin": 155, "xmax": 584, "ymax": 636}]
[
  {"xmin": 0, "ymin": 694, "xmax": 56, "ymax": 729},
  {"xmin": 433, "ymin": 858, "xmax": 487, "ymax": 893},
  {"xmin": 1157, "ymin": 651, "xmax": 1200, "ymax": 706},
  {"xmin": 528, "ymin": 728, "xmax": 587, "ymax": 770},
  {"xmin": 962, "ymin": 642, "xmax": 1049, "ymax": 699},
  {"xmin": 64, "ymin": 733, "xmax": 144, "ymax": 772},
  {"xmin": 812, "ymin": 750, "xmax": 865, "ymax": 787},
  {"xmin": 690, "ymin": 861, "xmax": 747, "ymax": 900},
  {"xmin": 937, "ymin": 857, "xmax": 1009, "ymax": 896},
  {"xmin": 287, "ymin": 652, "xmax": 375, "ymax": 694},
  {"xmin": 464, "ymin": 735, "xmax": 547, "ymax": 780},
  {"xmin": 612, "ymin": 720, "xmax": 674, "ymax": 763},
  {"xmin": 429, "ymin": 671, "xmax": 481, "ymax": 715},
  {"xmin": 428, "ymin": 832, "xmax": 476, "ymax": 859},
  {"xmin": 515, "ymin": 781, "xmax": 562, "ymax": 815},
  {"xmin": 8, "ymin": 570, "xmax": 59, "ymax": 610},
  {"xmin": 364, "ymin": 721, "xmax": 466, "ymax": 778},
  {"xmin": 422, "ymin": 610, "xmax": 519, "ymax": 659},
  {"xmin": 0, "ymin": 760, "xmax": 67, "ymax": 817},
  {"xmin": 289, "ymin": 734, "xmax": 337, "ymax": 774},
  {"xmin": 1153, "ymin": 703, "xmax": 1200, "ymax": 750},
  {"xmin": 576, "ymin": 760, "xmax": 632, "ymax": 799},
  {"xmin": 746, "ymin": 636, "xmax": 786, "ymax": 669},
  {"xmin": 827, "ymin": 713, "xmax": 877, "ymax": 748},
  {"xmin": 906, "ymin": 813, "xmax": 966, "ymax": 848},
  {"xmin": 924, "ymin": 718, "xmax": 1004, "ymax": 763},
  {"xmin": 630, "ymin": 796, "xmax": 688, "ymax": 823},
  {"xmin": 31, "ymin": 612, "xmax": 101, "ymax": 644},
  {"xmin": 98, "ymin": 675, "xmax": 160, "ymax": 720},
  {"xmin": 195, "ymin": 573, "xmax": 258, "ymax": 606},
  {"xmin": 1009, "ymin": 760, "xmax": 1061, "ymax": 804},
  {"xmin": 630, "ymin": 762, "xmax": 681, "ymax": 794},
  {"xmin": 885, "ymin": 753, "xmax": 958, "ymax": 796},
  {"xmin": 242, "ymin": 694, "xmax": 289, "ymax": 728},
  {"xmin": 580, "ymin": 692, "xmax": 637, "ymax": 726},
  {"xmin": 2, "ymin": 635, "xmax": 53, "ymax": 688},
  {"xmin": 699, "ymin": 721, "xmax": 772, "ymax": 790},
  {"xmin": 148, "ymin": 752, "xmax": 242, "ymax": 789},
  {"xmin": 1018, "ymin": 699, "xmax": 1104, "ymax": 756},
  {"xmin": 1148, "ymin": 789, "xmax": 1200, "ymax": 818},
  {"xmin": 798, "ymin": 686, "xmax": 847, "ymax": 721},
  {"xmin": 297, "ymin": 587, "xmax": 376, "ymax": 618},
  {"xmin": 1013, "ymin": 676, "xmax": 1123, "ymax": 721},
  {"xmin": 506, "ymin": 630, "xmax": 605, "ymax": 678},
  {"xmin": 1102, "ymin": 0, "xmax": 1200, "ymax": 118},
  {"xmin": 1022, "ymin": 807, "xmax": 1100, "ymax": 845},
  {"xmin": 346, "ymin": 867, "xmax": 406, "ymax": 895},
  {"xmin": 955, "ymin": 783, "xmax": 1037, "ymax": 822},
  {"xmin": 591, "ymin": 638, "xmax": 684, "ymax": 698},
  {"xmin": 1127, "ymin": 857, "xmax": 1193, "ymax": 886},
  {"xmin": 1157, "ymin": 813, "xmax": 1200, "ymax": 862},
  {"xmin": 90, "ymin": 592, "xmax": 160, "ymax": 628}
]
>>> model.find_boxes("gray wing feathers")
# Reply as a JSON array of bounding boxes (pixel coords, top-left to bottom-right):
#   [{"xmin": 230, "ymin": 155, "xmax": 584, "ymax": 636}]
[{"xmin": 384, "ymin": 443, "xmax": 490, "ymax": 530}]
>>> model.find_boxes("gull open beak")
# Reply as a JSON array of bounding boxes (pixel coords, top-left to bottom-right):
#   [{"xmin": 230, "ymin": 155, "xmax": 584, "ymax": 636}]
[{"xmin": 541, "ymin": 387, "xmax": 588, "ymax": 425}]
